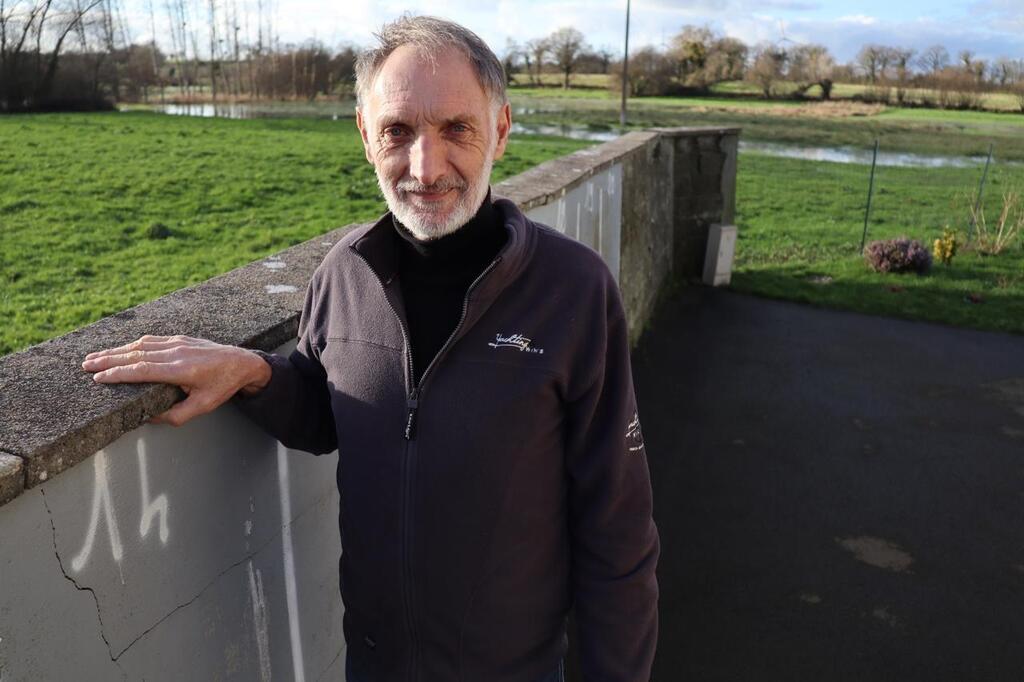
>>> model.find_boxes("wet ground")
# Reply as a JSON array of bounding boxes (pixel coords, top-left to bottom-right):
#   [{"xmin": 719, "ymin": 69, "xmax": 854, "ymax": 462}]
[
  {"xmin": 572, "ymin": 287, "xmax": 1024, "ymax": 682},
  {"xmin": 121, "ymin": 103, "xmax": 1002, "ymax": 168}
]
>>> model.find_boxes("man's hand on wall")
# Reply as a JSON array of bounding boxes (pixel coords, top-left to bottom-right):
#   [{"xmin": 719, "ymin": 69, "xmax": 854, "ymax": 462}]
[{"xmin": 81, "ymin": 335, "xmax": 272, "ymax": 427}]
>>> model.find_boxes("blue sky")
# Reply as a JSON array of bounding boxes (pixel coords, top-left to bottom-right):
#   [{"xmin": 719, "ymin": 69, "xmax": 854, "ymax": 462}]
[{"xmin": 126, "ymin": 0, "xmax": 1022, "ymax": 64}]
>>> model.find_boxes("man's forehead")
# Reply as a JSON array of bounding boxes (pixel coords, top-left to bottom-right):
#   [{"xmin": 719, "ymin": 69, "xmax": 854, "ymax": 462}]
[{"xmin": 368, "ymin": 45, "xmax": 486, "ymax": 105}]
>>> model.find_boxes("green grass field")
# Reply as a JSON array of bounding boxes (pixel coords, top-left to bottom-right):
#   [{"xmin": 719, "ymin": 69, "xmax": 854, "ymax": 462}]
[
  {"xmin": 0, "ymin": 112, "xmax": 590, "ymax": 355},
  {"xmin": 734, "ymin": 153, "xmax": 1024, "ymax": 334}
]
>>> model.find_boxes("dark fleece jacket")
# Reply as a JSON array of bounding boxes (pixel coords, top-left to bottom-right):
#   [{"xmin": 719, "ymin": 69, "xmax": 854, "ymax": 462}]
[{"xmin": 237, "ymin": 197, "xmax": 660, "ymax": 682}]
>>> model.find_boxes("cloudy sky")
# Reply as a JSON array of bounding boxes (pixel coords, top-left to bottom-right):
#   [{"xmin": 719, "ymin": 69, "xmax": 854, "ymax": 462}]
[{"xmin": 126, "ymin": 0, "xmax": 1022, "ymax": 64}]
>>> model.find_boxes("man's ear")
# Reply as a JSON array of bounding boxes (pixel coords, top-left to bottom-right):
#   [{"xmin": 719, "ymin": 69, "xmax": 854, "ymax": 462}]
[
  {"xmin": 492, "ymin": 102, "xmax": 512, "ymax": 162},
  {"xmin": 355, "ymin": 107, "xmax": 375, "ymax": 165}
]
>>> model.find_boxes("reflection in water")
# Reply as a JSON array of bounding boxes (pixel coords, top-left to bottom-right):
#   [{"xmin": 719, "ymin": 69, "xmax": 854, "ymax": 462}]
[
  {"xmin": 739, "ymin": 140, "xmax": 1002, "ymax": 168},
  {"xmin": 510, "ymin": 122, "xmax": 622, "ymax": 142},
  {"xmin": 120, "ymin": 102, "xmax": 356, "ymax": 120}
]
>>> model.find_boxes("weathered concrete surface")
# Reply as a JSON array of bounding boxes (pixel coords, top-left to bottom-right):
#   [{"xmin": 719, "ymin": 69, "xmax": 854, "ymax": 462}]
[
  {"xmin": 0, "ymin": 373, "xmax": 343, "ymax": 680},
  {"xmin": 0, "ymin": 453, "xmax": 24, "ymax": 505},
  {"xmin": 623, "ymin": 287, "xmax": 1024, "ymax": 682},
  {"xmin": 0, "ymin": 225, "xmax": 356, "ymax": 489},
  {"xmin": 0, "ymin": 488, "xmax": 126, "ymax": 680},
  {"xmin": 656, "ymin": 127, "xmax": 740, "ymax": 282},
  {"xmin": 494, "ymin": 131, "xmax": 657, "ymax": 211},
  {"xmin": 618, "ymin": 134, "xmax": 675, "ymax": 347}
]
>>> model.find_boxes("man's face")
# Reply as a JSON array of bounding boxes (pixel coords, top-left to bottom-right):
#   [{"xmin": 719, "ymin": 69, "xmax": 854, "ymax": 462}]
[{"xmin": 356, "ymin": 45, "xmax": 512, "ymax": 241}]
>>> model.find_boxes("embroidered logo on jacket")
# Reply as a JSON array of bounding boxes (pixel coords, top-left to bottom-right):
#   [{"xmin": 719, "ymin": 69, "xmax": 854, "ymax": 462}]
[
  {"xmin": 626, "ymin": 412, "xmax": 645, "ymax": 453},
  {"xmin": 487, "ymin": 333, "xmax": 544, "ymax": 354}
]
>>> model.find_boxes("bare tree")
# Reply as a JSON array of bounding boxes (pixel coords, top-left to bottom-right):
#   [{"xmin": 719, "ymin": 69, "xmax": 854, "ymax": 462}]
[
  {"xmin": 992, "ymin": 57, "xmax": 1016, "ymax": 88},
  {"xmin": 525, "ymin": 36, "xmax": 547, "ymax": 86},
  {"xmin": 747, "ymin": 43, "xmax": 787, "ymax": 98},
  {"xmin": 856, "ymin": 44, "xmax": 885, "ymax": 84},
  {"xmin": 546, "ymin": 27, "xmax": 586, "ymax": 89},
  {"xmin": 890, "ymin": 47, "xmax": 915, "ymax": 103},
  {"xmin": 790, "ymin": 44, "xmax": 834, "ymax": 99},
  {"xmin": 917, "ymin": 44, "xmax": 949, "ymax": 74},
  {"xmin": 0, "ymin": 0, "xmax": 104, "ymax": 110}
]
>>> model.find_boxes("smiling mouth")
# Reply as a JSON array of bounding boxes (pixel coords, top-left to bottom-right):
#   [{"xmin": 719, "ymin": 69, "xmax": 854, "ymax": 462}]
[{"xmin": 408, "ymin": 188, "xmax": 453, "ymax": 201}]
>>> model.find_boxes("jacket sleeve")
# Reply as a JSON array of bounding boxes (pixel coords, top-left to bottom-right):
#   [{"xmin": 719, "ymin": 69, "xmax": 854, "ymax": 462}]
[
  {"xmin": 564, "ymin": 273, "xmax": 660, "ymax": 682},
  {"xmin": 233, "ymin": 268, "xmax": 338, "ymax": 455}
]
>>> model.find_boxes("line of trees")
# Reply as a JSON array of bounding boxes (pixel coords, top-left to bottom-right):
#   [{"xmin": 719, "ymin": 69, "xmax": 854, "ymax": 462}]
[
  {"xmin": 503, "ymin": 24, "xmax": 1024, "ymax": 111},
  {"xmin": 1, "ymin": 0, "xmax": 358, "ymax": 112},
  {"xmin": 3, "ymin": 7, "xmax": 1024, "ymax": 113}
]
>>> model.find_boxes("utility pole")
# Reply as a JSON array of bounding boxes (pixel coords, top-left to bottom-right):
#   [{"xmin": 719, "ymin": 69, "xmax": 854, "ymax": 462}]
[{"xmin": 619, "ymin": 0, "xmax": 631, "ymax": 127}]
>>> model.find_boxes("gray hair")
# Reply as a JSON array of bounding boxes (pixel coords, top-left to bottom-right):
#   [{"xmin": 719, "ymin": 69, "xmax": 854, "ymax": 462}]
[{"xmin": 355, "ymin": 15, "xmax": 508, "ymax": 110}]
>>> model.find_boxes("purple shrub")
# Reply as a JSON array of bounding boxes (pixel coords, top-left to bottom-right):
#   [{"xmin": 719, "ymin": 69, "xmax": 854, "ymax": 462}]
[{"xmin": 864, "ymin": 237, "xmax": 932, "ymax": 274}]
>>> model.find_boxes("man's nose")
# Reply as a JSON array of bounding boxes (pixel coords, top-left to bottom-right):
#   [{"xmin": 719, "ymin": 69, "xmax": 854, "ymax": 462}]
[{"xmin": 409, "ymin": 133, "xmax": 446, "ymax": 187}]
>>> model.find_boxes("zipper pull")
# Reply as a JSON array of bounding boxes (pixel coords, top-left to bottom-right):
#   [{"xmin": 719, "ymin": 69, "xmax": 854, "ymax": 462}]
[{"xmin": 404, "ymin": 396, "xmax": 419, "ymax": 441}]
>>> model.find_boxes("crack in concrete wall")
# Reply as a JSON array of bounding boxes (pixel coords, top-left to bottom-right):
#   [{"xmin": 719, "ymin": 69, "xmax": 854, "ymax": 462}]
[
  {"xmin": 39, "ymin": 488, "xmax": 126, "ymax": 679},
  {"xmin": 315, "ymin": 643, "xmax": 346, "ymax": 682},
  {"xmin": 41, "ymin": 479, "xmax": 331, "ymax": 668}
]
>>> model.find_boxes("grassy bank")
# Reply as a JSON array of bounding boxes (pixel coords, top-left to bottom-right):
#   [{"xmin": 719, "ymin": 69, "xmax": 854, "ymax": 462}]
[
  {"xmin": 735, "ymin": 152, "xmax": 1024, "ymax": 334},
  {"xmin": 0, "ymin": 112, "xmax": 590, "ymax": 355},
  {"xmin": 511, "ymin": 76, "xmax": 1024, "ymax": 112}
]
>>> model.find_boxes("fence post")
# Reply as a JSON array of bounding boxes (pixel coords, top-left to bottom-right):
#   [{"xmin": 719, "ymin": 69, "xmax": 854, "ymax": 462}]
[
  {"xmin": 860, "ymin": 139, "xmax": 880, "ymax": 253},
  {"xmin": 968, "ymin": 142, "xmax": 994, "ymax": 240}
]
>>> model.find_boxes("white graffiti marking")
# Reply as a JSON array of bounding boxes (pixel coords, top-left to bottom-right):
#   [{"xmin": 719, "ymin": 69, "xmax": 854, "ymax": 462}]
[
  {"xmin": 247, "ymin": 560, "xmax": 273, "ymax": 682},
  {"xmin": 278, "ymin": 443, "xmax": 306, "ymax": 682},
  {"xmin": 71, "ymin": 450, "xmax": 124, "ymax": 572},
  {"xmin": 71, "ymin": 440, "xmax": 171, "ymax": 572},
  {"xmin": 137, "ymin": 440, "xmax": 170, "ymax": 545}
]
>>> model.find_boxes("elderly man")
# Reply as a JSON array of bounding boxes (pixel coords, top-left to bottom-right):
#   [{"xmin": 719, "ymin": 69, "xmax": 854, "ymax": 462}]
[{"xmin": 82, "ymin": 15, "xmax": 659, "ymax": 682}]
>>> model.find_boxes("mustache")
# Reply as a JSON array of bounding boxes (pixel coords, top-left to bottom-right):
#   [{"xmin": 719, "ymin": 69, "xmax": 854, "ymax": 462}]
[{"xmin": 396, "ymin": 176, "xmax": 467, "ymax": 194}]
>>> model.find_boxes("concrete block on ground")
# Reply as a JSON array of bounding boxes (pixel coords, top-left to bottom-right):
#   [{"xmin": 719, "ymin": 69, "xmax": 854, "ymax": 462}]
[{"xmin": 703, "ymin": 224, "xmax": 738, "ymax": 287}]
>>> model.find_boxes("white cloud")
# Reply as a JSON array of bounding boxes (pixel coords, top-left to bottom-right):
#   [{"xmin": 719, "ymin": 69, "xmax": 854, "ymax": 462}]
[{"xmin": 836, "ymin": 14, "xmax": 878, "ymax": 25}]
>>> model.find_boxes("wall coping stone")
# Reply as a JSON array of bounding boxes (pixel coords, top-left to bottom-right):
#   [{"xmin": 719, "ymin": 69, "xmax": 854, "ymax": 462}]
[
  {"xmin": 0, "ymin": 453, "xmax": 24, "ymax": 505},
  {"xmin": 646, "ymin": 126, "xmax": 741, "ymax": 138},
  {"xmin": 493, "ymin": 131, "xmax": 658, "ymax": 210},
  {"xmin": 0, "ymin": 126, "xmax": 733, "ymax": 507}
]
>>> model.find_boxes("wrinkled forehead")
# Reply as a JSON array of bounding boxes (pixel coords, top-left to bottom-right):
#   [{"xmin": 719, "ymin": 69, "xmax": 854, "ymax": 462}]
[{"xmin": 364, "ymin": 45, "xmax": 489, "ymax": 114}]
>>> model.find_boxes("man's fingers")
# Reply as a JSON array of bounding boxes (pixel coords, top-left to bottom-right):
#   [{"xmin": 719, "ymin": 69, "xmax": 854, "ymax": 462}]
[
  {"xmin": 84, "ymin": 335, "xmax": 192, "ymax": 362},
  {"xmin": 149, "ymin": 401, "xmax": 192, "ymax": 426},
  {"xmin": 149, "ymin": 392, "xmax": 217, "ymax": 427},
  {"xmin": 91, "ymin": 360, "xmax": 185, "ymax": 385},
  {"xmin": 83, "ymin": 348, "xmax": 179, "ymax": 372}
]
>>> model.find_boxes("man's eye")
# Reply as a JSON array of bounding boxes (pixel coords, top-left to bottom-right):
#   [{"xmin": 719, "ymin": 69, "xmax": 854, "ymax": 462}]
[
  {"xmin": 384, "ymin": 126, "xmax": 406, "ymax": 139},
  {"xmin": 449, "ymin": 123, "xmax": 468, "ymax": 134}
]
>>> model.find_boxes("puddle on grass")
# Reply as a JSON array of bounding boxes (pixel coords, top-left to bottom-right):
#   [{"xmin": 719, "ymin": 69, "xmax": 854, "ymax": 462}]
[
  {"xmin": 739, "ymin": 140, "xmax": 1013, "ymax": 168},
  {"xmin": 121, "ymin": 102, "xmax": 356, "ymax": 120},
  {"xmin": 510, "ymin": 122, "xmax": 622, "ymax": 141}
]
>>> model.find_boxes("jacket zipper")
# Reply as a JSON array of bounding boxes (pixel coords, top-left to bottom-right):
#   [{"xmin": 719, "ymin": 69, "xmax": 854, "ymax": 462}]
[
  {"xmin": 404, "ymin": 254, "xmax": 504, "ymax": 437},
  {"xmin": 353, "ymin": 247, "xmax": 503, "ymax": 682}
]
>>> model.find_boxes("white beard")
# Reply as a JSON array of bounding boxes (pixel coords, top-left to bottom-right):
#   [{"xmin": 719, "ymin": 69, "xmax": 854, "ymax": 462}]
[{"xmin": 377, "ymin": 152, "xmax": 495, "ymax": 242}]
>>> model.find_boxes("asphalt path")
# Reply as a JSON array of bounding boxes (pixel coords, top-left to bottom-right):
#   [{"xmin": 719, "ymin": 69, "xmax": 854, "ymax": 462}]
[{"xmin": 583, "ymin": 287, "xmax": 1024, "ymax": 681}]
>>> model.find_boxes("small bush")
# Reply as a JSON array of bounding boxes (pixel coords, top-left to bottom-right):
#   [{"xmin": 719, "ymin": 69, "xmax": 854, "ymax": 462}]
[
  {"xmin": 146, "ymin": 222, "xmax": 173, "ymax": 240},
  {"xmin": 933, "ymin": 227, "xmax": 959, "ymax": 265},
  {"xmin": 864, "ymin": 237, "xmax": 932, "ymax": 274},
  {"xmin": 970, "ymin": 191, "xmax": 1023, "ymax": 255}
]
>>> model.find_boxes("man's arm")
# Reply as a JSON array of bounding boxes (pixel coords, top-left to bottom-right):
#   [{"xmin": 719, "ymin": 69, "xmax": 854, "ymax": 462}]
[{"xmin": 564, "ymin": 275, "xmax": 660, "ymax": 682}]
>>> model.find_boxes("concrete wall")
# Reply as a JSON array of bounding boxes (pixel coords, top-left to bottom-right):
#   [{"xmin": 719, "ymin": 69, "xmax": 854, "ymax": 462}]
[{"xmin": 0, "ymin": 127, "xmax": 738, "ymax": 681}]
